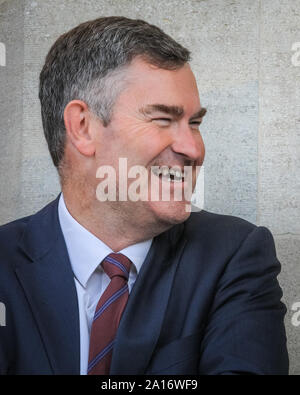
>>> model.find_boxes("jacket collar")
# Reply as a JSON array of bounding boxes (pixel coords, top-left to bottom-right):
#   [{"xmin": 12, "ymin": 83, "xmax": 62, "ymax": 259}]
[{"xmin": 16, "ymin": 194, "xmax": 81, "ymax": 374}]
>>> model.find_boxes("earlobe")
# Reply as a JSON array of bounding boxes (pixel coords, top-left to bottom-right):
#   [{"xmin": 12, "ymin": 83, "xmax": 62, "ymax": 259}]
[{"xmin": 64, "ymin": 100, "xmax": 96, "ymax": 157}]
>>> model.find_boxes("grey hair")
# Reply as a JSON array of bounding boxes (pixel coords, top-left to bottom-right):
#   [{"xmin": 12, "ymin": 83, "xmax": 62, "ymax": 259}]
[{"xmin": 39, "ymin": 16, "xmax": 191, "ymax": 169}]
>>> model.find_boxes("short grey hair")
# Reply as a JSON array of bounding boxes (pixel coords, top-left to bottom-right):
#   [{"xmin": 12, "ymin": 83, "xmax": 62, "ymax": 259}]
[{"xmin": 39, "ymin": 16, "xmax": 191, "ymax": 169}]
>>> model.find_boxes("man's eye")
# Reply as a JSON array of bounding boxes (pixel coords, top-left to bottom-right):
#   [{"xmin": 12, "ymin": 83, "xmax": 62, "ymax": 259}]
[
  {"xmin": 152, "ymin": 118, "xmax": 171, "ymax": 126},
  {"xmin": 189, "ymin": 121, "xmax": 201, "ymax": 129}
]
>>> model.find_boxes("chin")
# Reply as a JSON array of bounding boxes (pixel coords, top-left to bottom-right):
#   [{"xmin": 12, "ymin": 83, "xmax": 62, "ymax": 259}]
[{"xmin": 150, "ymin": 201, "xmax": 192, "ymax": 226}]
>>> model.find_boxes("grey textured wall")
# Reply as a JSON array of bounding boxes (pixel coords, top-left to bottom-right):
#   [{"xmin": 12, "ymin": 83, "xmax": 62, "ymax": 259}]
[{"xmin": 0, "ymin": 0, "xmax": 299, "ymax": 374}]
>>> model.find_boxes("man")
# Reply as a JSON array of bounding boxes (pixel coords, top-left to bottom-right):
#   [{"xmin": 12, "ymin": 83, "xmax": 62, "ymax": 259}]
[{"xmin": 0, "ymin": 17, "xmax": 288, "ymax": 375}]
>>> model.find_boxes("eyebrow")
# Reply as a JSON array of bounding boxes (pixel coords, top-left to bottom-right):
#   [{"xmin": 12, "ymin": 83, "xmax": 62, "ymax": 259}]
[
  {"xmin": 190, "ymin": 107, "xmax": 207, "ymax": 121},
  {"xmin": 139, "ymin": 104, "xmax": 207, "ymax": 121}
]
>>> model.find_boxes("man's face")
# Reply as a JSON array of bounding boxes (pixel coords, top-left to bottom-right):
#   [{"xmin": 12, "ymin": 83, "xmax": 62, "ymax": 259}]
[{"xmin": 93, "ymin": 57, "xmax": 205, "ymax": 228}]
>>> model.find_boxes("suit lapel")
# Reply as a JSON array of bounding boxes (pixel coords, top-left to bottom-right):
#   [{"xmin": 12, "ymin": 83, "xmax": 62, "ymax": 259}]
[
  {"xmin": 110, "ymin": 223, "xmax": 187, "ymax": 375},
  {"xmin": 15, "ymin": 196, "xmax": 80, "ymax": 374}
]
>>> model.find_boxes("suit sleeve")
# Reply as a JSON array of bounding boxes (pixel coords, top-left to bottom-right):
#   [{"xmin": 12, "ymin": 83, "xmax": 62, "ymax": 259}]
[{"xmin": 198, "ymin": 226, "xmax": 289, "ymax": 375}]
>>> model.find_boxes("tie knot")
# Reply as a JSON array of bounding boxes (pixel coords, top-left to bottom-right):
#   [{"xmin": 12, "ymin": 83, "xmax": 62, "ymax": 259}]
[{"xmin": 101, "ymin": 253, "xmax": 132, "ymax": 280}]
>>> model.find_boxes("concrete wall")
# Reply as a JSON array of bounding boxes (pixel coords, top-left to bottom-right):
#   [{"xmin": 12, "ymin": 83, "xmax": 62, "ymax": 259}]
[
  {"xmin": 0, "ymin": 0, "xmax": 24, "ymax": 221},
  {"xmin": 0, "ymin": 0, "xmax": 299, "ymax": 374}
]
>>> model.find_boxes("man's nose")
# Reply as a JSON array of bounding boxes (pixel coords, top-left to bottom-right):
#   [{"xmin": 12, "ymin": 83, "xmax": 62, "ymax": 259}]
[{"xmin": 171, "ymin": 124, "xmax": 205, "ymax": 163}]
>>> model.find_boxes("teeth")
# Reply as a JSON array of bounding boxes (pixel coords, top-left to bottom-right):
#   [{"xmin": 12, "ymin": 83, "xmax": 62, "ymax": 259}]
[
  {"xmin": 151, "ymin": 167, "xmax": 161, "ymax": 176},
  {"xmin": 162, "ymin": 167, "xmax": 169, "ymax": 177},
  {"xmin": 151, "ymin": 166, "xmax": 185, "ymax": 181}
]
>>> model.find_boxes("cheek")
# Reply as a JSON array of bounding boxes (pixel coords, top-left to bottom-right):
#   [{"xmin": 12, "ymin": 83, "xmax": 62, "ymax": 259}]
[{"xmin": 117, "ymin": 122, "xmax": 173, "ymax": 160}]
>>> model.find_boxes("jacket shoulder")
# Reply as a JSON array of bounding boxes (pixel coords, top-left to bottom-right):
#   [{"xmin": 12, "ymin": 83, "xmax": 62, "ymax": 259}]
[
  {"xmin": 0, "ymin": 197, "xmax": 60, "ymax": 271},
  {"xmin": 183, "ymin": 210, "xmax": 258, "ymax": 250},
  {"xmin": 0, "ymin": 215, "xmax": 32, "ymax": 249},
  {"xmin": 0, "ymin": 196, "xmax": 60, "ymax": 247},
  {"xmin": 186, "ymin": 209, "xmax": 256, "ymax": 232},
  {"xmin": 0, "ymin": 215, "xmax": 34, "ymax": 295}
]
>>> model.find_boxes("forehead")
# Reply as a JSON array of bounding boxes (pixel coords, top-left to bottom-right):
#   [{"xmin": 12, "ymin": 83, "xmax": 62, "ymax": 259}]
[{"xmin": 117, "ymin": 57, "xmax": 201, "ymax": 111}]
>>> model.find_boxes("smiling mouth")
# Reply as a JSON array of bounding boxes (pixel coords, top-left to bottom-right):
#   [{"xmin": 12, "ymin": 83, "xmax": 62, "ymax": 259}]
[{"xmin": 151, "ymin": 166, "xmax": 186, "ymax": 182}]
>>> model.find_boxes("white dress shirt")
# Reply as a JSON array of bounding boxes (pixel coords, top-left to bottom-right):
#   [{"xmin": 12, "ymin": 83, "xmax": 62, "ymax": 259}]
[{"xmin": 58, "ymin": 194, "xmax": 153, "ymax": 375}]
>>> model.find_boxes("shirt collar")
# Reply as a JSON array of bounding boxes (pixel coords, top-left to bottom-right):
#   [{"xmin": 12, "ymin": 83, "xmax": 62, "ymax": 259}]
[{"xmin": 58, "ymin": 193, "xmax": 153, "ymax": 288}]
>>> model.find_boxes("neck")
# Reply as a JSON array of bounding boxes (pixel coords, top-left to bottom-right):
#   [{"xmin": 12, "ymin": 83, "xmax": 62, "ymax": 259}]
[{"xmin": 61, "ymin": 185, "xmax": 170, "ymax": 252}]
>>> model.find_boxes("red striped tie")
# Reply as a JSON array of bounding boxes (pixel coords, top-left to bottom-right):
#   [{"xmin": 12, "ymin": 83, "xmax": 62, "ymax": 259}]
[{"xmin": 88, "ymin": 253, "xmax": 132, "ymax": 375}]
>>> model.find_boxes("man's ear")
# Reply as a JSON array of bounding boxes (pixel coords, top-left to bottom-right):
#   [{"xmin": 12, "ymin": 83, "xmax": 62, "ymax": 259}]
[{"xmin": 64, "ymin": 100, "xmax": 98, "ymax": 157}]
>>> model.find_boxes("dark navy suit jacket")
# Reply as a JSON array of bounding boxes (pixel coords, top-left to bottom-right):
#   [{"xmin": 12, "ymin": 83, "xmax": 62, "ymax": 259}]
[{"xmin": 0, "ymin": 195, "xmax": 289, "ymax": 374}]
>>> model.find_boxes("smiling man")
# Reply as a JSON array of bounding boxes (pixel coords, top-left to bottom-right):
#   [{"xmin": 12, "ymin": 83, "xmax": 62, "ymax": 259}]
[{"xmin": 0, "ymin": 17, "xmax": 288, "ymax": 375}]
